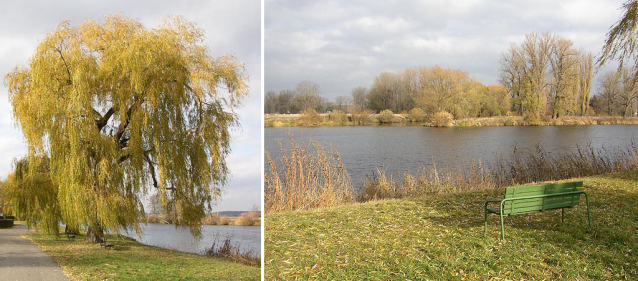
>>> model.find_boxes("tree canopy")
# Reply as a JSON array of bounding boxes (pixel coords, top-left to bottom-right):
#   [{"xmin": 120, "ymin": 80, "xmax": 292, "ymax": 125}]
[{"xmin": 4, "ymin": 15, "xmax": 247, "ymax": 239}]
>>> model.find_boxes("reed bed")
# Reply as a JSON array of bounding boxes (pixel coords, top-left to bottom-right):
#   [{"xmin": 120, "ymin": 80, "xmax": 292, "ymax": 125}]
[
  {"xmin": 265, "ymin": 134, "xmax": 354, "ymax": 214},
  {"xmin": 205, "ymin": 237, "xmax": 260, "ymax": 267},
  {"xmin": 266, "ymin": 135, "xmax": 638, "ymax": 213}
]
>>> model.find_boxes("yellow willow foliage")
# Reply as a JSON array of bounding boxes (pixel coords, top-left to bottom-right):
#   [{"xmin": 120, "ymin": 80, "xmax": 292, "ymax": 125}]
[
  {"xmin": 2, "ymin": 157, "xmax": 62, "ymax": 235},
  {"xmin": 4, "ymin": 15, "xmax": 247, "ymax": 237}
]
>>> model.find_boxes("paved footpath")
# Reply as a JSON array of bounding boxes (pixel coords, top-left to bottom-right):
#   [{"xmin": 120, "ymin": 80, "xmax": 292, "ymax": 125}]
[{"xmin": 0, "ymin": 224, "xmax": 69, "ymax": 281}]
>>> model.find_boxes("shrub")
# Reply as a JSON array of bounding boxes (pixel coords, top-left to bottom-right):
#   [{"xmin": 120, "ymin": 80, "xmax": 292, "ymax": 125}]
[
  {"xmin": 351, "ymin": 109, "xmax": 372, "ymax": 125},
  {"xmin": 431, "ymin": 111, "xmax": 454, "ymax": 127},
  {"xmin": 523, "ymin": 111, "xmax": 540, "ymax": 125},
  {"xmin": 408, "ymin": 108, "xmax": 426, "ymax": 122},
  {"xmin": 202, "ymin": 214, "xmax": 220, "ymax": 225},
  {"xmin": 378, "ymin": 109, "xmax": 395, "ymax": 123},
  {"xmin": 235, "ymin": 211, "xmax": 260, "ymax": 226},
  {"xmin": 219, "ymin": 216, "xmax": 231, "ymax": 225},
  {"xmin": 298, "ymin": 109, "xmax": 322, "ymax": 126},
  {"xmin": 328, "ymin": 110, "xmax": 348, "ymax": 125}
]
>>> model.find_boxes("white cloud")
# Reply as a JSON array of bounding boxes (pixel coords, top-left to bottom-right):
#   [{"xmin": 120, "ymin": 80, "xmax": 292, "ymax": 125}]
[{"xmin": 266, "ymin": 0, "xmax": 627, "ymax": 98}]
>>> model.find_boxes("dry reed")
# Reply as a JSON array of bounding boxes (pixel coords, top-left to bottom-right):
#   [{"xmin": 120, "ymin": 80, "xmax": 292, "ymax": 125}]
[
  {"xmin": 265, "ymin": 133, "xmax": 354, "ymax": 213},
  {"xmin": 205, "ymin": 237, "xmax": 260, "ymax": 267}
]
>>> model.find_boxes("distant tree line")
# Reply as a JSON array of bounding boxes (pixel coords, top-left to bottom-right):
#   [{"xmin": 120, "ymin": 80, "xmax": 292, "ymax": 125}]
[
  {"xmin": 266, "ymin": 31, "xmax": 638, "ymax": 119},
  {"xmin": 265, "ymin": 67, "xmax": 510, "ymax": 119}
]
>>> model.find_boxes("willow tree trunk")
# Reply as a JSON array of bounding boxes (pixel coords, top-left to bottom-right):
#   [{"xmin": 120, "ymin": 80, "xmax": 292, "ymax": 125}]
[{"xmin": 86, "ymin": 226, "xmax": 103, "ymax": 243}]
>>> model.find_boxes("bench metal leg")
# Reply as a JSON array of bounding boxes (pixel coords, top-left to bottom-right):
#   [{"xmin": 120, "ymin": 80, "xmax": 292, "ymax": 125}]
[
  {"xmin": 561, "ymin": 208, "xmax": 565, "ymax": 224},
  {"xmin": 584, "ymin": 192, "xmax": 591, "ymax": 227},
  {"xmin": 499, "ymin": 212, "xmax": 505, "ymax": 241},
  {"xmin": 484, "ymin": 209, "xmax": 488, "ymax": 236}
]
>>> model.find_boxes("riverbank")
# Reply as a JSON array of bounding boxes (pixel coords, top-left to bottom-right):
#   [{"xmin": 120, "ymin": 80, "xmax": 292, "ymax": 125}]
[
  {"xmin": 265, "ymin": 113, "xmax": 638, "ymax": 127},
  {"xmin": 25, "ymin": 231, "xmax": 261, "ymax": 280},
  {"xmin": 265, "ymin": 171, "xmax": 638, "ymax": 280}
]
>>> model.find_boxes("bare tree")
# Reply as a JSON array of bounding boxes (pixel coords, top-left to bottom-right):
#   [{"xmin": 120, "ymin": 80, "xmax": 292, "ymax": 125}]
[
  {"xmin": 619, "ymin": 67, "xmax": 638, "ymax": 116},
  {"xmin": 598, "ymin": 71, "xmax": 622, "ymax": 115},
  {"xmin": 293, "ymin": 81, "xmax": 323, "ymax": 111},
  {"xmin": 548, "ymin": 37, "xmax": 579, "ymax": 118},
  {"xmin": 351, "ymin": 87, "xmax": 368, "ymax": 108},
  {"xmin": 578, "ymin": 52, "xmax": 594, "ymax": 116}
]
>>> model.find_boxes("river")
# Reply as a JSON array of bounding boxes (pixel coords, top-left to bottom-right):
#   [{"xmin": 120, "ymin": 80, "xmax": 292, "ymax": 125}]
[
  {"xmin": 124, "ymin": 223, "xmax": 260, "ymax": 255},
  {"xmin": 265, "ymin": 125, "xmax": 638, "ymax": 184}
]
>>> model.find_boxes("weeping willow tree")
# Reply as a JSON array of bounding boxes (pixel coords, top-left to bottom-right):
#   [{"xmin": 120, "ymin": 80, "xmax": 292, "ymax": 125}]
[
  {"xmin": 2, "ymin": 157, "xmax": 62, "ymax": 234},
  {"xmin": 4, "ymin": 15, "xmax": 247, "ymax": 242},
  {"xmin": 599, "ymin": 0, "xmax": 638, "ymax": 80}
]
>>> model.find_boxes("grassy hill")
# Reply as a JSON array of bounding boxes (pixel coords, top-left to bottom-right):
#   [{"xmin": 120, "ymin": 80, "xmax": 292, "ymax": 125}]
[{"xmin": 265, "ymin": 172, "xmax": 638, "ymax": 280}]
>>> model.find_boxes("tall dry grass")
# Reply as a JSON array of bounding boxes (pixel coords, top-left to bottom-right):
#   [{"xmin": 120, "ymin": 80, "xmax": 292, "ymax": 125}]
[{"xmin": 265, "ymin": 134, "xmax": 354, "ymax": 214}]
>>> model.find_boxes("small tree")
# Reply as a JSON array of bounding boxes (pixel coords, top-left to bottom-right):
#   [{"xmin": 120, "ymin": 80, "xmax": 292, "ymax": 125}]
[
  {"xmin": 5, "ymin": 15, "xmax": 247, "ymax": 241},
  {"xmin": 2, "ymin": 157, "xmax": 62, "ymax": 234}
]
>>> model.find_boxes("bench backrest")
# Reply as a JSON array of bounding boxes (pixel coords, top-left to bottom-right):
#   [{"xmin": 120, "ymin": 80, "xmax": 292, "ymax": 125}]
[{"xmin": 502, "ymin": 181, "xmax": 582, "ymax": 215}]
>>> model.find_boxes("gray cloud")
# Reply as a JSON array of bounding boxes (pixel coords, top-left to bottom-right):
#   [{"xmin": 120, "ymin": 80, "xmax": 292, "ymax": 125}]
[
  {"xmin": 266, "ymin": 0, "xmax": 624, "ymax": 99},
  {"xmin": 0, "ymin": 0, "xmax": 261, "ymax": 212}
]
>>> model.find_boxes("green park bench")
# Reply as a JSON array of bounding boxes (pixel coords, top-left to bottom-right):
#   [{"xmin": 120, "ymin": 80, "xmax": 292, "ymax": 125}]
[{"xmin": 484, "ymin": 181, "xmax": 591, "ymax": 240}]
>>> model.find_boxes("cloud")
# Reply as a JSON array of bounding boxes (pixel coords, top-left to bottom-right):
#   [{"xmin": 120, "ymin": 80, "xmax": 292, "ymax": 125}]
[
  {"xmin": 266, "ymin": 0, "xmax": 626, "ymax": 98},
  {"xmin": 0, "ymin": 0, "xmax": 261, "ymax": 211}
]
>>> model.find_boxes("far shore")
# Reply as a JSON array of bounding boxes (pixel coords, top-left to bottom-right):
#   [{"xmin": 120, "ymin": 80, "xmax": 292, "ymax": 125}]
[{"xmin": 265, "ymin": 113, "xmax": 638, "ymax": 128}]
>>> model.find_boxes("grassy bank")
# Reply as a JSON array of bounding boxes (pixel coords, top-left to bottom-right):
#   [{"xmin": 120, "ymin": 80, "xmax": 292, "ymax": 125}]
[
  {"xmin": 265, "ymin": 172, "xmax": 638, "ymax": 280},
  {"xmin": 25, "ymin": 232, "xmax": 261, "ymax": 280},
  {"xmin": 265, "ymin": 113, "xmax": 638, "ymax": 128}
]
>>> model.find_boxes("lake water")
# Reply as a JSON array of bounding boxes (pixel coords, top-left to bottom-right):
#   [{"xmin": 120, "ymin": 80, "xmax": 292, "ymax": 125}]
[
  {"xmin": 124, "ymin": 223, "xmax": 261, "ymax": 255},
  {"xmin": 265, "ymin": 125, "xmax": 638, "ymax": 184}
]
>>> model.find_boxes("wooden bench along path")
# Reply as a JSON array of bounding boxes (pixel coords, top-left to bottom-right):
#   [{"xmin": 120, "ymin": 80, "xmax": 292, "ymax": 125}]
[{"xmin": 484, "ymin": 181, "xmax": 591, "ymax": 240}]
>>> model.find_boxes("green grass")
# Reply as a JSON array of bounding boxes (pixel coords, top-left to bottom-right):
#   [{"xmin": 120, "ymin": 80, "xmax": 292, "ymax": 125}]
[
  {"xmin": 25, "ymin": 232, "xmax": 261, "ymax": 280},
  {"xmin": 265, "ymin": 171, "xmax": 638, "ymax": 280}
]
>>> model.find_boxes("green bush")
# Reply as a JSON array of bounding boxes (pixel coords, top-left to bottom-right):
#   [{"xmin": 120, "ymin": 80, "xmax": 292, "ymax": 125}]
[{"xmin": 378, "ymin": 109, "xmax": 395, "ymax": 123}]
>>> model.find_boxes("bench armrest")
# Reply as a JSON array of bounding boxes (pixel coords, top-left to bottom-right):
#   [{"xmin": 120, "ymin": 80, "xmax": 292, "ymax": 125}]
[{"xmin": 484, "ymin": 199, "xmax": 502, "ymax": 209}]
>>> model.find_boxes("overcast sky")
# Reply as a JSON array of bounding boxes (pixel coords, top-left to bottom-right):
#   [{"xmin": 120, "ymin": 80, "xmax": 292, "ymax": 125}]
[
  {"xmin": 266, "ymin": 0, "xmax": 624, "ymax": 100},
  {"xmin": 0, "ymin": 0, "xmax": 261, "ymax": 211}
]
